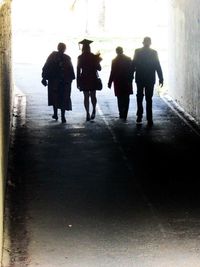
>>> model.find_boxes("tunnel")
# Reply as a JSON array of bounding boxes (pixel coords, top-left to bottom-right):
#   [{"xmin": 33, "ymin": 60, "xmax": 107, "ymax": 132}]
[{"xmin": 0, "ymin": 0, "xmax": 200, "ymax": 266}]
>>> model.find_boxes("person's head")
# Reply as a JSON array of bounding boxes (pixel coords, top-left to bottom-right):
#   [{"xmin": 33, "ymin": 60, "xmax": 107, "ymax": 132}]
[
  {"xmin": 82, "ymin": 44, "xmax": 91, "ymax": 53},
  {"xmin": 143, "ymin": 37, "xmax": 151, "ymax": 48},
  {"xmin": 116, "ymin": 46, "xmax": 123, "ymax": 55},
  {"xmin": 79, "ymin": 39, "xmax": 93, "ymax": 53},
  {"xmin": 57, "ymin": 42, "xmax": 66, "ymax": 53}
]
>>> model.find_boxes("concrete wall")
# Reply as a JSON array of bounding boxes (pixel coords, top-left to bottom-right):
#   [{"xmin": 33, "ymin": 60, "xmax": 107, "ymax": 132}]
[
  {"xmin": 0, "ymin": 0, "xmax": 12, "ymax": 263},
  {"xmin": 169, "ymin": 0, "xmax": 200, "ymax": 123}
]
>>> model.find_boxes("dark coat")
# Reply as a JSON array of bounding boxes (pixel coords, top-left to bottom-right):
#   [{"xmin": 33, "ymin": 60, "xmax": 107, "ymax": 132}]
[
  {"xmin": 108, "ymin": 54, "xmax": 133, "ymax": 96},
  {"xmin": 77, "ymin": 52, "xmax": 101, "ymax": 91},
  {"xmin": 133, "ymin": 47, "xmax": 163, "ymax": 85},
  {"xmin": 42, "ymin": 51, "xmax": 75, "ymax": 110}
]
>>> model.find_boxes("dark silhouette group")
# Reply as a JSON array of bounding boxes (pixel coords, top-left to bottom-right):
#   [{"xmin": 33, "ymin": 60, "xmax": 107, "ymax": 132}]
[{"xmin": 41, "ymin": 37, "xmax": 163, "ymax": 126}]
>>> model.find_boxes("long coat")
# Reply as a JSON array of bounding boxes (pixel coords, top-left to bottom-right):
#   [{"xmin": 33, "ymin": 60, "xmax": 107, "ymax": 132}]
[
  {"xmin": 77, "ymin": 52, "xmax": 101, "ymax": 91},
  {"xmin": 133, "ymin": 47, "xmax": 163, "ymax": 85},
  {"xmin": 42, "ymin": 51, "xmax": 75, "ymax": 110},
  {"xmin": 108, "ymin": 54, "xmax": 133, "ymax": 97}
]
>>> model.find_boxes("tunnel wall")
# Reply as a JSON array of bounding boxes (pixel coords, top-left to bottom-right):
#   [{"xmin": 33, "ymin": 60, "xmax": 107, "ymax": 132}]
[
  {"xmin": 169, "ymin": 0, "xmax": 200, "ymax": 124},
  {"xmin": 0, "ymin": 0, "xmax": 12, "ymax": 262}
]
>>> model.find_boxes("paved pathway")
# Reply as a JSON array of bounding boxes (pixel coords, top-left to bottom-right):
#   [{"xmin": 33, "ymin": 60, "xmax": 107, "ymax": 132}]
[{"xmin": 2, "ymin": 63, "xmax": 200, "ymax": 267}]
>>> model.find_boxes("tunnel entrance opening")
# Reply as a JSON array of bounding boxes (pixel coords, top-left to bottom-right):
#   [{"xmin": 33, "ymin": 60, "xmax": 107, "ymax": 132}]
[{"xmin": 12, "ymin": 0, "xmax": 169, "ymax": 95}]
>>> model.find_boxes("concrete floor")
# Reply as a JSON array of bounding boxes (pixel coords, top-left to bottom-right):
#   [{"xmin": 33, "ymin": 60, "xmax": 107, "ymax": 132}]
[{"xmin": 2, "ymin": 63, "xmax": 200, "ymax": 267}]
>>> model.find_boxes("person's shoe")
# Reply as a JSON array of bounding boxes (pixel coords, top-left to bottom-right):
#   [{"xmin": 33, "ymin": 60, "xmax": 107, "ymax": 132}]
[
  {"xmin": 52, "ymin": 114, "xmax": 58, "ymax": 121},
  {"xmin": 86, "ymin": 113, "xmax": 90, "ymax": 121},
  {"xmin": 61, "ymin": 117, "xmax": 66, "ymax": 123},
  {"xmin": 136, "ymin": 117, "xmax": 142, "ymax": 124},
  {"xmin": 147, "ymin": 120, "xmax": 153, "ymax": 127},
  {"xmin": 91, "ymin": 110, "xmax": 96, "ymax": 120},
  {"xmin": 119, "ymin": 113, "xmax": 123, "ymax": 119}
]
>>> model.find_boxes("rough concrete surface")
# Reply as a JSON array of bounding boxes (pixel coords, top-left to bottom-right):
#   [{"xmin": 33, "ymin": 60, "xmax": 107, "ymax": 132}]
[
  {"xmin": 2, "ymin": 63, "xmax": 200, "ymax": 267},
  {"xmin": 0, "ymin": 0, "xmax": 12, "ymax": 262},
  {"xmin": 169, "ymin": 0, "xmax": 200, "ymax": 124}
]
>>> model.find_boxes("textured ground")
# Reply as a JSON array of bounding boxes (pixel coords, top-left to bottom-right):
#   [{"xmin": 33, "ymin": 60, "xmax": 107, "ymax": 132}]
[{"xmin": 2, "ymin": 63, "xmax": 200, "ymax": 267}]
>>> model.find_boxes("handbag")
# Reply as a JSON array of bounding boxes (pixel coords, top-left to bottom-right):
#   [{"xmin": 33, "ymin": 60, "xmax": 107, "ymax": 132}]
[{"xmin": 95, "ymin": 77, "xmax": 103, "ymax": 91}]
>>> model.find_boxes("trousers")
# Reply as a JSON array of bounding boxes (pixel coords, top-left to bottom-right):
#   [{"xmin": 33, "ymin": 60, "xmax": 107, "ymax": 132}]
[
  {"xmin": 117, "ymin": 95, "xmax": 130, "ymax": 120},
  {"xmin": 136, "ymin": 83, "xmax": 154, "ymax": 122}
]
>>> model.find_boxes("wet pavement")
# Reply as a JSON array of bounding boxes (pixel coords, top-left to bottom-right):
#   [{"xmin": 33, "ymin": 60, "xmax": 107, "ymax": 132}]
[{"xmin": 2, "ymin": 63, "xmax": 200, "ymax": 267}]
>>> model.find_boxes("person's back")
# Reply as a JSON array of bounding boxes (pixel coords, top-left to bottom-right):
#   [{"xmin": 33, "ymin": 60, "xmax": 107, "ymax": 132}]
[
  {"xmin": 77, "ymin": 39, "xmax": 102, "ymax": 121},
  {"xmin": 42, "ymin": 51, "xmax": 74, "ymax": 82},
  {"xmin": 132, "ymin": 37, "xmax": 163, "ymax": 126},
  {"xmin": 112, "ymin": 53, "xmax": 132, "ymax": 83},
  {"xmin": 133, "ymin": 46, "xmax": 162, "ymax": 85},
  {"xmin": 78, "ymin": 52, "xmax": 100, "ymax": 78},
  {"xmin": 41, "ymin": 42, "xmax": 75, "ymax": 123},
  {"xmin": 108, "ymin": 47, "xmax": 133, "ymax": 121}
]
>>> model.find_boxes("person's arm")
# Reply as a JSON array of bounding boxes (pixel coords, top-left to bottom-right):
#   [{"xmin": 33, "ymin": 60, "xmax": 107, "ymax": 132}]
[
  {"xmin": 41, "ymin": 59, "xmax": 48, "ymax": 85},
  {"xmin": 132, "ymin": 49, "xmax": 138, "ymax": 79},
  {"xmin": 95, "ymin": 53, "xmax": 102, "ymax": 71},
  {"xmin": 128, "ymin": 58, "xmax": 134, "ymax": 82},
  {"xmin": 41, "ymin": 60, "xmax": 49, "ymax": 86},
  {"xmin": 108, "ymin": 61, "xmax": 114, "ymax": 88},
  {"xmin": 68, "ymin": 57, "xmax": 75, "ymax": 81},
  {"xmin": 76, "ymin": 58, "xmax": 81, "ymax": 89},
  {"xmin": 97, "ymin": 63, "xmax": 101, "ymax": 71},
  {"xmin": 41, "ymin": 52, "xmax": 55, "ymax": 86},
  {"xmin": 155, "ymin": 51, "xmax": 164, "ymax": 87}
]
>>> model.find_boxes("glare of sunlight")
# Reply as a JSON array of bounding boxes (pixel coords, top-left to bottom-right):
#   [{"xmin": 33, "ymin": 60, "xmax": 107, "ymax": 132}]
[{"xmin": 12, "ymin": 0, "xmax": 169, "ymax": 88}]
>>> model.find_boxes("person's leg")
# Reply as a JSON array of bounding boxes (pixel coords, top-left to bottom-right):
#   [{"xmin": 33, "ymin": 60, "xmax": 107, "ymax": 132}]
[
  {"xmin": 61, "ymin": 109, "xmax": 66, "ymax": 123},
  {"xmin": 90, "ymin": 90, "xmax": 97, "ymax": 120},
  {"xmin": 136, "ymin": 84, "xmax": 144, "ymax": 123},
  {"xmin": 52, "ymin": 105, "xmax": 58, "ymax": 120},
  {"xmin": 65, "ymin": 83, "xmax": 72, "ymax": 111},
  {"xmin": 145, "ymin": 84, "xmax": 154, "ymax": 125},
  {"xmin": 60, "ymin": 83, "xmax": 72, "ymax": 123},
  {"xmin": 117, "ymin": 96, "xmax": 123, "ymax": 118},
  {"xmin": 123, "ymin": 95, "xmax": 130, "ymax": 120},
  {"xmin": 83, "ymin": 91, "xmax": 90, "ymax": 121}
]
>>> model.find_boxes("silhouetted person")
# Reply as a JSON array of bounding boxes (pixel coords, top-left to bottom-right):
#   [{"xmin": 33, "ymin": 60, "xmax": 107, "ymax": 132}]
[
  {"xmin": 133, "ymin": 37, "xmax": 163, "ymax": 126},
  {"xmin": 108, "ymin": 46, "xmax": 133, "ymax": 121},
  {"xmin": 77, "ymin": 39, "xmax": 102, "ymax": 121},
  {"xmin": 41, "ymin": 42, "xmax": 75, "ymax": 123}
]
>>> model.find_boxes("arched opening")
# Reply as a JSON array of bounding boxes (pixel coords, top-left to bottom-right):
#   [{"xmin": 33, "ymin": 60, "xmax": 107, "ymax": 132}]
[{"xmin": 11, "ymin": 0, "xmax": 170, "ymax": 132}]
